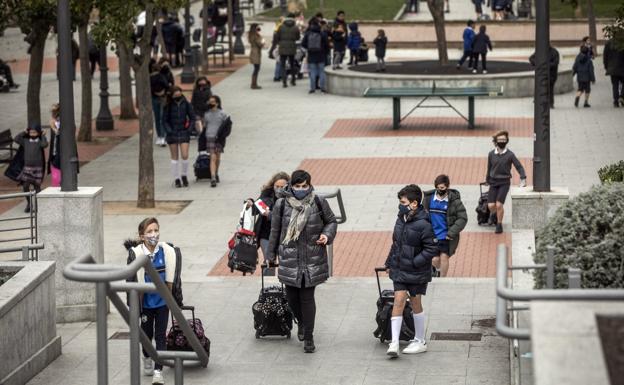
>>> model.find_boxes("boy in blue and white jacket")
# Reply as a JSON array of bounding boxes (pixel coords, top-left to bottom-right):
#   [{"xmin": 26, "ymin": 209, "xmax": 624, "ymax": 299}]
[
  {"xmin": 347, "ymin": 22, "xmax": 362, "ymax": 66},
  {"xmin": 457, "ymin": 20, "xmax": 476, "ymax": 70}
]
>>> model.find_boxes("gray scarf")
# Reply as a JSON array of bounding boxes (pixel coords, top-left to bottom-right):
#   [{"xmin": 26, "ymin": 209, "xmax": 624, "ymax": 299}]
[{"xmin": 283, "ymin": 192, "xmax": 316, "ymax": 244}]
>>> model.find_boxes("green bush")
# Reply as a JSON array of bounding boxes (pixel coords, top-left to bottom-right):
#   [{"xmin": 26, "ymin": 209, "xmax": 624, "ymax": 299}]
[
  {"xmin": 533, "ymin": 183, "xmax": 624, "ymax": 289},
  {"xmin": 598, "ymin": 160, "xmax": 624, "ymax": 184}
]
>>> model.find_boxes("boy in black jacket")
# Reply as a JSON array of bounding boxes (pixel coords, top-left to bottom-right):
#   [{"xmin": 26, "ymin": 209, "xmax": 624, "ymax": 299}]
[
  {"xmin": 573, "ymin": 46, "xmax": 596, "ymax": 108},
  {"xmin": 471, "ymin": 25, "xmax": 492, "ymax": 74}
]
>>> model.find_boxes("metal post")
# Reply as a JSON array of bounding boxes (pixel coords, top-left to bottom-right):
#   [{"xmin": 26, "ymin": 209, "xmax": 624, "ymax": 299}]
[
  {"xmin": 392, "ymin": 97, "xmax": 400, "ymax": 129},
  {"xmin": 233, "ymin": 1, "xmax": 245, "ymax": 55},
  {"xmin": 129, "ymin": 289, "xmax": 140, "ymax": 385},
  {"xmin": 327, "ymin": 244, "xmax": 333, "ymax": 277},
  {"xmin": 96, "ymin": 282, "xmax": 109, "ymax": 385},
  {"xmin": 227, "ymin": 0, "xmax": 235, "ymax": 63},
  {"xmin": 174, "ymin": 357, "xmax": 184, "ymax": 385},
  {"xmin": 96, "ymin": 45, "xmax": 114, "ymax": 131},
  {"xmin": 568, "ymin": 268, "xmax": 582, "ymax": 289},
  {"xmin": 21, "ymin": 246, "xmax": 29, "ymax": 261},
  {"xmin": 533, "ymin": 0, "xmax": 550, "ymax": 192},
  {"xmin": 468, "ymin": 96, "xmax": 475, "ymax": 129},
  {"xmin": 57, "ymin": 0, "xmax": 78, "ymax": 192},
  {"xmin": 201, "ymin": 0, "xmax": 210, "ymax": 74},
  {"xmin": 546, "ymin": 246, "xmax": 555, "ymax": 289},
  {"xmin": 181, "ymin": 1, "xmax": 196, "ymax": 84}
]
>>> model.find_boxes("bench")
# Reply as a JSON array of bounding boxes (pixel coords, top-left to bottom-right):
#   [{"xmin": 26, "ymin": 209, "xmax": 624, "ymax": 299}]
[
  {"xmin": 0, "ymin": 129, "xmax": 16, "ymax": 163},
  {"xmin": 206, "ymin": 36, "xmax": 229, "ymax": 67},
  {"xmin": 363, "ymin": 84, "xmax": 504, "ymax": 129}
]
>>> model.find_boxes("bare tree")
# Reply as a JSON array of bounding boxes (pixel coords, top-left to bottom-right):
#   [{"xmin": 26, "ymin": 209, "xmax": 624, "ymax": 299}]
[{"xmin": 426, "ymin": 0, "xmax": 449, "ymax": 65}]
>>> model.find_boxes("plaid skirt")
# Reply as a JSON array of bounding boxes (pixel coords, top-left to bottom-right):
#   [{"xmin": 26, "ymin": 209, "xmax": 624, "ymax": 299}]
[
  {"xmin": 206, "ymin": 139, "xmax": 224, "ymax": 154},
  {"xmin": 18, "ymin": 165, "xmax": 44, "ymax": 185}
]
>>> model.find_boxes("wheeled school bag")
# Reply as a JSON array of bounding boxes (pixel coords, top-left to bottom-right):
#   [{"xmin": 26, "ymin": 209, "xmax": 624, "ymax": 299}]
[
  {"xmin": 166, "ymin": 305, "xmax": 211, "ymax": 360},
  {"xmin": 193, "ymin": 152, "xmax": 211, "ymax": 180},
  {"xmin": 372, "ymin": 267, "xmax": 415, "ymax": 343},
  {"xmin": 227, "ymin": 204, "xmax": 259, "ymax": 274},
  {"xmin": 252, "ymin": 264, "xmax": 293, "ymax": 339},
  {"xmin": 476, "ymin": 182, "xmax": 496, "ymax": 225}
]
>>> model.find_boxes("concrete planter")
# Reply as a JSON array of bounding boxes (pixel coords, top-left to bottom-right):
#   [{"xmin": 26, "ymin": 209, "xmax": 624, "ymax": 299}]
[{"xmin": 0, "ymin": 261, "xmax": 61, "ymax": 385}]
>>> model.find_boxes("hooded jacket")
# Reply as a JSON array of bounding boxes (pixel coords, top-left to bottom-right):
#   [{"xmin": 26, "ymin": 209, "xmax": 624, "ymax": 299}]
[
  {"xmin": 267, "ymin": 187, "xmax": 338, "ymax": 288},
  {"xmin": 471, "ymin": 31, "xmax": 492, "ymax": 54},
  {"xmin": 422, "ymin": 189, "xmax": 468, "ymax": 256},
  {"xmin": 302, "ymin": 24, "xmax": 329, "ymax": 64},
  {"xmin": 573, "ymin": 52, "xmax": 596, "ymax": 83},
  {"xmin": 276, "ymin": 18, "xmax": 301, "ymax": 56},
  {"xmin": 347, "ymin": 23, "xmax": 362, "ymax": 51},
  {"xmin": 163, "ymin": 96, "xmax": 195, "ymax": 138}
]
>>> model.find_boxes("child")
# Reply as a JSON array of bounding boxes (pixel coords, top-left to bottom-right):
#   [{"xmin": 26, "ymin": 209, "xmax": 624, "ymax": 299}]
[
  {"xmin": 457, "ymin": 20, "xmax": 475, "ymax": 70},
  {"xmin": 14, "ymin": 125, "xmax": 48, "ymax": 212},
  {"xmin": 331, "ymin": 24, "xmax": 346, "ymax": 70},
  {"xmin": 581, "ymin": 36, "xmax": 594, "ymax": 60},
  {"xmin": 573, "ymin": 45, "xmax": 596, "ymax": 108},
  {"xmin": 373, "ymin": 29, "xmax": 387, "ymax": 72},
  {"xmin": 471, "ymin": 25, "xmax": 492, "ymax": 74},
  {"xmin": 347, "ymin": 22, "xmax": 362, "ymax": 66}
]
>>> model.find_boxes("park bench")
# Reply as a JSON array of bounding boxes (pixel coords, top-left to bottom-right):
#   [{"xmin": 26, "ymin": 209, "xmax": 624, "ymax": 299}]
[
  {"xmin": 206, "ymin": 35, "xmax": 229, "ymax": 67},
  {"xmin": 0, "ymin": 129, "xmax": 16, "ymax": 163},
  {"xmin": 363, "ymin": 84, "xmax": 504, "ymax": 129}
]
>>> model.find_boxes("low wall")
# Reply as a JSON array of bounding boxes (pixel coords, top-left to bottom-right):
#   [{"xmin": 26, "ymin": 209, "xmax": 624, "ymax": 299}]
[{"xmin": 0, "ymin": 261, "xmax": 61, "ymax": 385}]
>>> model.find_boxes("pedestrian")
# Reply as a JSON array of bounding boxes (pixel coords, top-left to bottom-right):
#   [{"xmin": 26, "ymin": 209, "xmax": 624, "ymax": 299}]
[
  {"xmin": 492, "ymin": 0, "xmax": 505, "ymax": 20},
  {"xmin": 529, "ymin": 46, "xmax": 560, "ymax": 108},
  {"xmin": 268, "ymin": 17, "xmax": 285, "ymax": 82},
  {"xmin": 150, "ymin": 62, "xmax": 169, "ymax": 147},
  {"xmin": 248, "ymin": 23, "xmax": 265, "ymax": 90},
  {"xmin": 87, "ymin": 33, "xmax": 100, "ymax": 77},
  {"xmin": 572, "ymin": 45, "xmax": 596, "ymax": 108},
  {"xmin": 485, "ymin": 131, "xmax": 527, "ymax": 234},
  {"xmin": 422, "ymin": 175, "xmax": 468, "ymax": 278},
  {"xmin": 457, "ymin": 20, "xmax": 475, "ymax": 70},
  {"xmin": 190, "ymin": 76, "xmax": 212, "ymax": 131},
  {"xmin": 373, "ymin": 29, "xmax": 388, "ymax": 72},
  {"xmin": 302, "ymin": 17, "xmax": 329, "ymax": 93},
  {"xmin": 276, "ymin": 13, "xmax": 301, "ymax": 88},
  {"xmin": 603, "ymin": 37, "xmax": 624, "ymax": 108},
  {"xmin": 163, "ymin": 86, "xmax": 196, "ymax": 188},
  {"xmin": 473, "ymin": 0, "xmax": 486, "ymax": 20},
  {"xmin": 158, "ymin": 58, "xmax": 175, "ymax": 89},
  {"xmin": 407, "ymin": 0, "xmax": 418, "ymax": 13},
  {"xmin": 384, "ymin": 184, "xmax": 438, "ymax": 357},
  {"xmin": 173, "ymin": 17, "xmax": 185, "ymax": 68},
  {"xmin": 471, "ymin": 25, "xmax": 492, "ymax": 74},
  {"xmin": 331, "ymin": 23, "xmax": 347, "ymax": 70},
  {"xmin": 14, "ymin": 125, "xmax": 48, "ymax": 213},
  {"xmin": 334, "ymin": 10, "xmax": 347, "ymax": 31},
  {"xmin": 125, "ymin": 217, "xmax": 180, "ymax": 385},
  {"xmin": 347, "ymin": 22, "xmax": 362, "ymax": 66},
  {"xmin": 581, "ymin": 36, "xmax": 595, "ymax": 60},
  {"xmin": 267, "ymin": 169, "xmax": 338, "ymax": 353},
  {"xmin": 199, "ymin": 95, "xmax": 231, "ymax": 188},
  {"xmin": 47, "ymin": 103, "xmax": 62, "ymax": 187},
  {"xmin": 444, "ymin": 0, "xmax": 450, "ymax": 13},
  {"xmin": 0, "ymin": 59, "xmax": 19, "ymax": 89},
  {"xmin": 161, "ymin": 16, "xmax": 178, "ymax": 66}
]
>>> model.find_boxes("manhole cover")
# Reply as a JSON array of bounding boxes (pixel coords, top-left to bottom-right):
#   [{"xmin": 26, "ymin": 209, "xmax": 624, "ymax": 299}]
[
  {"xmin": 109, "ymin": 331, "xmax": 130, "ymax": 340},
  {"xmin": 430, "ymin": 332, "xmax": 482, "ymax": 341}
]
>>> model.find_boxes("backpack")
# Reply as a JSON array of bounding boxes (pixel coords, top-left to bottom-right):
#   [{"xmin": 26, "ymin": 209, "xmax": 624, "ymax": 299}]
[{"xmin": 307, "ymin": 32, "xmax": 322, "ymax": 52}]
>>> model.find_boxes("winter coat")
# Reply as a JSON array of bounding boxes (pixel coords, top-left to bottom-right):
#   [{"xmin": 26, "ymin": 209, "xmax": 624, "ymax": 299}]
[
  {"xmin": 249, "ymin": 34, "xmax": 264, "ymax": 65},
  {"xmin": 471, "ymin": 32, "xmax": 492, "ymax": 54},
  {"xmin": 347, "ymin": 23, "xmax": 361, "ymax": 51},
  {"xmin": 161, "ymin": 67, "xmax": 175, "ymax": 88},
  {"xmin": 163, "ymin": 97, "xmax": 195, "ymax": 139},
  {"xmin": 276, "ymin": 18, "xmax": 301, "ymax": 56},
  {"xmin": 604, "ymin": 40, "xmax": 624, "ymax": 77},
  {"xmin": 422, "ymin": 189, "xmax": 468, "ymax": 257},
  {"xmin": 191, "ymin": 85, "xmax": 212, "ymax": 119},
  {"xmin": 14, "ymin": 132, "xmax": 47, "ymax": 168},
  {"xmin": 302, "ymin": 24, "xmax": 329, "ymax": 64},
  {"xmin": 384, "ymin": 207, "xmax": 438, "ymax": 285},
  {"xmin": 529, "ymin": 47, "xmax": 560, "ymax": 79},
  {"xmin": 267, "ymin": 187, "xmax": 338, "ymax": 288},
  {"xmin": 374, "ymin": 36, "xmax": 387, "ymax": 58},
  {"xmin": 573, "ymin": 53, "xmax": 595, "ymax": 83},
  {"xmin": 150, "ymin": 72, "xmax": 169, "ymax": 97},
  {"xmin": 47, "ymin": 129, "xmax": 61, "ymax": 171},
  {"xmin": 462, "ymin": 27, "xmax": 475, "ymax": 51},
  {"xmin": 161, "ymin": 20, "xmax": 178, "ymax": 48},
  {"xmin": 331, "ymin": 29, "xmax": 346, "ymax": 52}
]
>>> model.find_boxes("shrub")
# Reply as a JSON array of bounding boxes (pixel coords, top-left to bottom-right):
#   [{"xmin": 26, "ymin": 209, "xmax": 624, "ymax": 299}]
[
  {"xmin": 598, "ymin": 160, "xmax": 624, "ymax": 184},
  {"xmin": 533, "ymin": 183, "xmax": 624, "ymax": 289}
]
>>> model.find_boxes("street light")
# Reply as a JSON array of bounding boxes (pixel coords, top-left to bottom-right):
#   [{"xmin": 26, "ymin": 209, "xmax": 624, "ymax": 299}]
[
  {"xmin": 233, "ymin": 1, "xmax": 245, "ymax": 55},
  {"xmin": 181, "ymin": 1, "xmax": 196, "ymax": 84},
  {"xmin": 533, "ymin": 0, "xmax": 550, "ymax": 192},
  {"xmin": 95, "ymin": 44, "xmax": 114, "ymax": 131}
]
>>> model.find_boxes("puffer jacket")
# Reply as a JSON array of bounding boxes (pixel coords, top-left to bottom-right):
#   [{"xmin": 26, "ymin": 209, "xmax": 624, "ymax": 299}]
[
  {"xmin": 384, "ymin": 207, "xmax": 438, "ymax": 285},
  {"xmin": 422, "ymin": 189, "xmax": 468, "ymax": 256},
  {"xmin": 276, "ymin": 18, "xmax": 300, "ymax": 56},
  {"xmin": 573, "ymin": 52, "xmax": 595, "ymax": 83},
  {"xmin": 191, "ymin": 85, "xmax": 212, "ymax": 119},
  {"xmin": 163, "ymin": 96, "xmax": 195, "ymax": 138},
  {"xmin": 267, "ymin": 187, "xmax": 338, "ymax": 288}
]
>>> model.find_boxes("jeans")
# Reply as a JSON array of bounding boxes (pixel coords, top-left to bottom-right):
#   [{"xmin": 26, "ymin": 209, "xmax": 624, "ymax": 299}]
[
  {"xmin": 473, "ymin": 52, "xmax": 487, "ymax": 71},
  {"xmin": 458, "ymin": 50, "xmax": 473, "ymax": 67},
  {"xmin": 141, "ymin": 305, "xmax": 169, "ymax": 370},
  {"xmin": 611, "ymin": 75, "xmax": 624, "ymax": 103},
  {"xmin": 285, "ymin": 278, "xmax": 316, "ymax": 340},
  {"xmin": 280, "ymin": 55, "xmax": 296, "ymax": 84},
  {"xmin": 308, "ymin": 62, "xmax": 326, "ymax": 91},
  {"xmin": 332, "ymin": 51, "xmax": 344, "ymax": 68},
  {"xmin": 274, "ymin": 61, "xmax": 282, "ymax": 80},
  {"xmin": 151, "ymin": 96, "xmax": 165, "ymax": 138}
]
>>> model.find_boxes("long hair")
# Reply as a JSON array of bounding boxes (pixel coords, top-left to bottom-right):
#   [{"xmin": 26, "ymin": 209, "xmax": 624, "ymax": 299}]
[
  {"xmin": 193, "ymin": 76, "xmax": 211, "ymax": 91},
  {"xmin": 247, "ymin": 23, "xmax": 260, "ymax": 43},
  {"xmin": 210, "ymin": 94, "xmax": 223, "ymax": 110},
  {"xmin": 262, "ymin": 171, "xmax": 290, "ymax": 192}
]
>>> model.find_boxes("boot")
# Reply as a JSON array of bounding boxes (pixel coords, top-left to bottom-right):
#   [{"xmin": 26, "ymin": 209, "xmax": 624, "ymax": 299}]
[
  {"xmin": 574, "ymin": 96, "xmax": 580, "ymax": 107},
  {"xmin": 251, "ymin": 74, "xmax": 262, "ymax": 90}
]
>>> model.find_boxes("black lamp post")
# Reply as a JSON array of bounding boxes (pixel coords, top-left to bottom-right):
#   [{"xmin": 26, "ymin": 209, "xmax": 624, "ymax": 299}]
[
  {"xmin": 181, "ymin": 1, "xmax": 196, "ymax": 84},
  {"xmin": 233, "ymin": 1, "xmax": 245, "ymax": 55},
  {"xmin": 57, "ymin": 0, "xmax": 78, "ymax": 192},
  {"xmin": 533, "ymin": 0, "xmax": 550, "ymax": 192},
  {"xmin": 96, "ymin": 44, "xmax": 114, "ymax": 131}
]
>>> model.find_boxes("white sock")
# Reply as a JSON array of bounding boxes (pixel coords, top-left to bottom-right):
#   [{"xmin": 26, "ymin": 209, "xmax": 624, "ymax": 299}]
[
  {"xmin": 181, "ymin": 159, "xmax": 189, "ymax": 177},
  {"xmin": 390, "ymin": 316, "xmax": 402, "ymax": 344},
  {"xmin": 413, "ymin": 312, "xmax": 426, "ymax": 342},
  {"xmin": 171, "ymin": 160, "xmax": 179, "ymax": 180}
]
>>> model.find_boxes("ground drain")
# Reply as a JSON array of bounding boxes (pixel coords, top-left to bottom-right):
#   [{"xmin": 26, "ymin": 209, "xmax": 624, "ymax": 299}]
[
  {"xmin": 109, "ymin": 331, "xmax": 130, "ymax": 340},
  {"xmin": 430, "ymin": 332, "xmax": 482, "ymax": 341}
]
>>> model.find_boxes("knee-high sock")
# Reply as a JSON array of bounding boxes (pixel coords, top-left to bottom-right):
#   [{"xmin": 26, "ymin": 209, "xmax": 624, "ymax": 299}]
[
  {"xmin": 181, "ymin": 159, "xmax": 189, "ymax": 177},
  {"xmin": 171, "ymin": 160, "xmax": 179, "ymax": 180},
  {"xmin": 413, "ymin": 312, "xmax": 426, "ymax": 342},
  {"xmin": 391, "ymin": 316, "xmax": 402, "ymax": 344}
]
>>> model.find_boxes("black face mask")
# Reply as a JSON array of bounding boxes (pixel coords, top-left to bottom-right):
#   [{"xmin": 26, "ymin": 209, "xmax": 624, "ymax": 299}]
[
  {"xmin": 208, "ymin": 103, "xmax": 217, "ymax": 109},
  {"xmin": 437, "ymin": 189, "xmax": 447, "ymax": 197},
  {"xmin": 496, "ymin": 141, "xmax": 508, "ymax": 149}
]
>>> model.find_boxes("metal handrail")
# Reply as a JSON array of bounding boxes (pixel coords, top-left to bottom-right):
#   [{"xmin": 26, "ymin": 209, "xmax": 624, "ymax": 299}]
[
  {"xmin": 316, "ymin": 188, "xmax": 347, "ymax": 277},
  {"xmin": 0, "ymin": 190, "xmax": 39, "ymax": 260},
  {"xmin": 63, "ymin": 253, "xmax": 209, "ymax": 385},
  {"xmin": 0, "ymin": 243, "xmax": 44, "ymax": 261}
]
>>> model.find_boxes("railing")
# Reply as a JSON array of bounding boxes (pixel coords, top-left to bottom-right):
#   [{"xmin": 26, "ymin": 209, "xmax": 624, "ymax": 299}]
[
  {"xmin": 63, "ymin": 253, "xmax": 209, "ymax": 385},
  {"xmin": 0, "ymin": 191, "xmax": 39, "ymax": 260},
  {"xmin": 317, "ymin": 188, "xmax": 347, "ymax": 276}
]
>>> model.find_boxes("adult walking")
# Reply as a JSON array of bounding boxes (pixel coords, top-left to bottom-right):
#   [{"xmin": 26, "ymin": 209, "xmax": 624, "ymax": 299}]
[
  {"xmin": 302, "ymin": 18, "xmax": 329, "ymax": 93},
  {"xmin": 604, "ymin": 38, "xmax": 624, "ymax": 108},
  {"xmin": 199, "ymin": 95, "xmax": 232, "ymax": 188},
  {"xmin": 276, "ymin": 13, "xmax": 301, "ymax": 88},
  {"xmin": 529, "ymin": 46, "xmax": 560, "ymax": 108},
  {"xmin": 422, "ymin": 175, "xmax": 468, "ymax": 278},
  {"xmin": 485, "ymin": 131, "xmax": 527, "ymax": 234},
  {"xmin": 163, "ymin": 86, "xmax": 196, "ymax": 188},
  {"xmin": 267, "ymin": 170, "xmax": 337, "ymax": 353},
  {"xmin": 384, "ymin": 184, "xmax": 438, "ymax": 357},
  {"xmin": 248, "ymin": 23, "xmax": 265, "ymax": 90},
  {"xmin": 190, "ymin": 76, "xmax": 212, "ymax": 130}
]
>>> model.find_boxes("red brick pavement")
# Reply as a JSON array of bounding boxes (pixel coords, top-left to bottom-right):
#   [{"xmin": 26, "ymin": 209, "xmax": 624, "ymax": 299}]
[
  {"xmin": 298, "ymin": 157, "xmax": 532, "ymax": 186},
  {"xmin": 8, "ymin": 57, "xmax": 119, "ymax": 75},
  {"xmin": 208, "ymin": 231, "xmax": 510, "ymax": 278},
  {"xmin": 325, "ymin": 117, "xmax": 534, "ymax": 138}
]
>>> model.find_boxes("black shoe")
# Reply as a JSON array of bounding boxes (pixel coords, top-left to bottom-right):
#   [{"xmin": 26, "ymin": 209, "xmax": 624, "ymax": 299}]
[
  {"xmin": 10, "ymin": 83, "xmax": 19, "ymax": 89},
  {"xmin": 290, "ymin": 79, "xmax": 296, "ymax": 86},
  {"xmin": 495, "ymin": 223, "xmax": 503, "ymax": 234},
  {"xmin": 174, "ymin": 179, "xmax": 182, "ymax": 188},
  {"xmin": 431, "ymin": 266, "xmax": 440, "ymax": 278},
  {"xmin": 283, "ymin": 83, "xmax": 288, "ymax": 88},
  {"xmin": 488, "ymin": 213, "xmax": 496, "ymax": 226},
  {"xmin": 181, "ymin": 175, "xmax": 189, "ymax": 187},
  {"xmin": 304, "ymin": 339, "xmax": 315, "ymax": 353},
  {"xmin": 574, "ymin": 96, "xmax": 579, "ymax": 107},
  {"xmin": 615, "ymin": 101, "xmax": 620, "ymax": 108},
  {"xmin": 297, "ymin": 325, "xmax": 305, "ymax": 341},
  {"xmin": 583, "ymin": 102, "xmax": 591, "ymax": 108},
  {"xmin": 308, "ymin": 89, "xmax": 315, "ymax": 94},
  {"xmin": 215, "ymin": 174, "xmax": 220, "ymax": 183},
  {"xmin": 210, "ymin": 179, "xmax": 217, "ymax": 187},
  {"xmin": 273, "ymin": 77, "xmax": 280, "ymax": 82}
]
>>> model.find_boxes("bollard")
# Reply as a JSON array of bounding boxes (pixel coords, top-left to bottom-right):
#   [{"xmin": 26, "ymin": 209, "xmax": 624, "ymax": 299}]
[{"xmin": 568, "ymin": 268, "xmax": 582, "ymax": 289}]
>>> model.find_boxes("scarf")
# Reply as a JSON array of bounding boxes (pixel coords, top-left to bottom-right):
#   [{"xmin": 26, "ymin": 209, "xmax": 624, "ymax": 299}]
[{"xmin": 282, "ymin": 192, "xmax": 316, "ymax": 244}]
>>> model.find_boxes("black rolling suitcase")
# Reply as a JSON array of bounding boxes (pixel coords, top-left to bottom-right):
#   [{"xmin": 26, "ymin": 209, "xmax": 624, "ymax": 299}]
[
  {"xmin": 476, "ymin": 182, "xmax": 496, "ymax": 225},
  {"xmin": 194, "ymin": 152, "xmax": 211, "ymax": 180},
  {"xmin": 252, "ymin": 264, "xmax": 293, "ymax": 339},
  {"xmin": 372, "ymin": 267, "xmax": 415, "ymax": 343}
]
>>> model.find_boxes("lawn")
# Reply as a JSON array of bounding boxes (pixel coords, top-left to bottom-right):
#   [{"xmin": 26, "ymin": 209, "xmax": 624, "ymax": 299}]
[
  {"xmin": 260, "ymin": 0, "xmax": 405, "ymax": 21},
  {"xmin": 550, "ymin": 0, "xmax": 622, "ymax": 19}
]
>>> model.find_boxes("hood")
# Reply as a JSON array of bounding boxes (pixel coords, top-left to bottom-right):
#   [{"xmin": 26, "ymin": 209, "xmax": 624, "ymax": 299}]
[
  {"xmin": 283, "ymin": 18, "xmax": 296, "ymax": 27},
  {"xmin": 401, "ymin": 206, "xmax": 429, "ymax": 222},
  {"xmin": 579, "ymin": 53, "xmax": 589, "ymax": 64},
  {"xmin": 348, "ymin": 22, "xmax": 358, "ymax": 32},
  {"xmin": 424, "ymin": 188, "xmax": 461, "ymax": 201},
  {"xmin": 124, "ymin": 239, "xmax": 141, "ymax": 250}
]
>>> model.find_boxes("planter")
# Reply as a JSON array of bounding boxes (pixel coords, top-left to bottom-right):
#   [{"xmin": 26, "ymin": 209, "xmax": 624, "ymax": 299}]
[{"xmin": 0, "ymin": 261, "xmax": 61, "ymax": 385}]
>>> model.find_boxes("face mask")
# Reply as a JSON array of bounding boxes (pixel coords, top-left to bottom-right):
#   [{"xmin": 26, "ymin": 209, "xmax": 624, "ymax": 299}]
[
  {"xmin": 145, "ymin": 233, "xmax": 159, "ymax": 246},
  {"xmin": 274, "ymin": 187, "xmax": 284, "ymax": 195},
  {"xmin": 292, "ymin": 188, "xmax": 310, "ymax": 200},
  {"xmin": 398, "ymin": 204, "xmax": 411, "ymax": 216},
  {"xmin": 496, "ymin": 141, "xmax": 507, "ymax": 149},
  {"xmin": 209, "ymin": 103, "xmax": 217, "ymax": 109},
  {"xmin": 437, "ymin": 189, "xmax": 447, "ymax": 197}
]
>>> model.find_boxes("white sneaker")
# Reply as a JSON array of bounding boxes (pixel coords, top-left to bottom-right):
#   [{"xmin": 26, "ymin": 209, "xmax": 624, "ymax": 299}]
[
  {"xmin": 482, "ymin": 70, "xmax": 488, "ymax": 74},
  {"xmin": 402, "ymin": 339, "xmax": 428, "ymax": 354},
  {"xmin": 386, "ymin": 341, "xmax": 400, "ymax": 358},
  {"xmin": 472, "ymin": 69, "xmax": 477, "ymax": 74},
  {"xmin": 143, "ymin": 357, "xmax": 154, "ymax": 376},
  {"xmin": 152, "ymin": 369, "xmax": 164, "ymax": 384}
]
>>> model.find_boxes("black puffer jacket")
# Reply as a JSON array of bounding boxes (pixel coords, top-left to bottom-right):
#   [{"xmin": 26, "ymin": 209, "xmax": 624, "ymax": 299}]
[
  {"xmin": 163, "ymin": 97, "xmax": 195, "ymax": 138},
  {"xmin": 384, "ymin": 208, "xmax": 438, "ymax": 285},
  {"xmin": 191, "ymin": 86, "xmax": 212, "ymax": 119},
  {"xmin": 604, "ymin": 39, "xmax": 624, "ymax": 77},
  {"xmin": 276, "ymin": 18, "xmax": 301, "ymax": 56},
  {"xmin": 267, "ymin": 187, "xmax": 338, "ymax": 288}
]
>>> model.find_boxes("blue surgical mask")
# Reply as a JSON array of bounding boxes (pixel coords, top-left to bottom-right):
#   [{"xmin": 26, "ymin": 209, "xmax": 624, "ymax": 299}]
[
  {"xmin": 293, "ymin": 188, "xmax": 310, "ymax": 200},
  {"xmin": 398, "ymin": 204, "xmax": 411, "ymax": 216}
]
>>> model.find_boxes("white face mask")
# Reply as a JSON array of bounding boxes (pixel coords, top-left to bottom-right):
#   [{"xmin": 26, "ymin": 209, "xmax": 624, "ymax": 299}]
[{"xmin": 144, "ymin": 232, "xmax": 160, "ymax": 246}]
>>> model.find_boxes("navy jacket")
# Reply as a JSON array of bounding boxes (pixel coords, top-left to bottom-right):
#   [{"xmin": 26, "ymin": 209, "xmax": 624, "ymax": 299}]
[
  {"xmin": 573, "ymin": 53, "xmax": 595, "ymax": 83},
  {"xmin": 163, "ymin": 97, "xmax": 195, "ymax": 136},
  {"xmin": 374, "ymin": 36, "xmax": 387, "ymax": 58},
  {"xmin": 385, "ymin": 208, "xmax": 438, "ymax": 285},
  {"xmin": 472, "ymin": 32, "xmax": 492, "ymax": 54}
]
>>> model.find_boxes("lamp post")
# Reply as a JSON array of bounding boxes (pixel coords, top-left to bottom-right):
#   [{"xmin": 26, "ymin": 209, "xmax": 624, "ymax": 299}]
[
  {"xmin": 95, "ymin": 44, "xmax": 114, "ymax": 131},
  {"xmin": 181, "ymin": 1, "xmax": 195, "ymax": 84},
  {"xmin": 57, "ymin": 0, "xmax": 78, "ymax": 192},
  {"xmin": 233, "ymin": 0, "xmax": 245, "ymax": 55},
  {"xmin": 533, "ymin": 0, "xmax": 550, "ymax": 192}
]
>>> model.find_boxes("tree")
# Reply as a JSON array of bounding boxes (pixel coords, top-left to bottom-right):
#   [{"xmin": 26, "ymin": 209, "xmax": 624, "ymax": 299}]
[
  {"xmin": 117, "ymin": 39, "xmax": 138, "ymax": 119},
  {"xmin": 562, "ymin": 0, "xmax": 598, "ymax": 55},
  {"xmin": 426, "ymin": 0, "xmax": 448, "ymax": 65},
  {"xmin": 603, "ymin": 3, "xmax": 624, "ymax": 50},
  {"xmin": 74, "ymin": 1, "xmax": 96, "ymax": 142}
]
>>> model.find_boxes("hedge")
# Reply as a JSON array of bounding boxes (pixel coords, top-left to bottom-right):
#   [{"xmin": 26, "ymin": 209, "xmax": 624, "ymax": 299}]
[{"xmin": 598, "ymin": 160, "xmax": 624, "ymax": 184}]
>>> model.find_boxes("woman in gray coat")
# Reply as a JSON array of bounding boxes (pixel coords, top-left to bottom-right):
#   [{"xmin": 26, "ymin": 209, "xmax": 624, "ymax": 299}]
[{"xmin": 267, "ymin": 169, "xmax": 337, "ymax": 353}]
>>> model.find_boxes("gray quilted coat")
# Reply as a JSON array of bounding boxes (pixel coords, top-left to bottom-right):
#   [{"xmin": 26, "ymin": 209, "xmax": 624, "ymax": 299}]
[{"xmin": 267, "ymin": 188, "xmax": 337, "ymax": 288}]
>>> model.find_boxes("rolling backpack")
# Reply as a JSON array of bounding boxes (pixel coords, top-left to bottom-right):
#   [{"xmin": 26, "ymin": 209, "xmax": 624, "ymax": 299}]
[
  {"xmin": 166, "ymin": 305, "xmax": 210, "ymax": 360},
  {"xmin": 252, "ymin": 264, "xmax": 293, "ymax": 338},
  {"xmin": 476, "ymin": 182, "xmax": 495, "ymax": 225},
  {"xmin": 227, "ymin": 204, "xmax": 259, "ymax": 275},
  {"xmin": 193, "ymin": 152, "xmax": 211, "ymax": 180},
  {"xmin": 372, "ymin": 267, "xmax": 415, "ymax": 343}
]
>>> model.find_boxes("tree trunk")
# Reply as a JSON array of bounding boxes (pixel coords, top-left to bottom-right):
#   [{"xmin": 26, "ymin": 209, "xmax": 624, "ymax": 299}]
[
  {"xmin": 427, "ymin": 0, "xmax": 448, "ymax": 65},
  {"xmin": 27, "ymin": 29, "xmax": 47, "ymax": 127},
  {"xmin": 77, "ymin": 23, "xmax": 93, "ymax": 142},
  {"xmin": 586, "ymin": 0, "xmax": 598, "ymax": 55},
  {"xmin": 574, "ymin": 0, "xmax": 583, "ymax": 18},
  {"xmin": 118, "ymin": 40, "xmax": 138, "ymax": 119}
]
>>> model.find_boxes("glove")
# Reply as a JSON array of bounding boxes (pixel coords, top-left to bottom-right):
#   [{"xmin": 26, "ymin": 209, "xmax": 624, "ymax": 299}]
[{"xmin": 519, "ymin": 178, "xmax": 527, "ymax": 188}]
